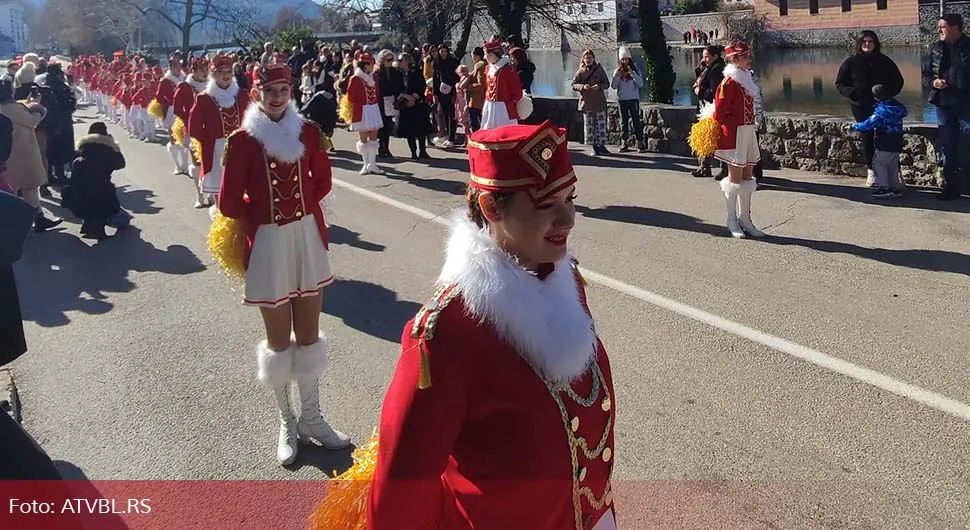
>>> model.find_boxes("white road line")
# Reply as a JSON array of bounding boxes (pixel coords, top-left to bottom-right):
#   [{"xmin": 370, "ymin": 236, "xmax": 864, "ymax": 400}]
[{"xmin": 333, "ymin": 177, "xmax": 970, "ymax": 423}]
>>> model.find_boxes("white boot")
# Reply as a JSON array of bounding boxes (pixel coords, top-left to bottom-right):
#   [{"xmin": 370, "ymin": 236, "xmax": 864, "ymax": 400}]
[
  {"xmin": 720, "ymin": 179, "xmax": 745, "ymax": 239},
  {"xmin": 738, "ymin": 179, "xmax": 765, "ymax": 238},
  {"xmin": 356, "ymin": 141, "xmax": 369, "ymax": 175},
  {"xmin": 166, "ymin": 142, "xmax": 183, "ymax": 174},
  {"xmin": 177, "ymin": 145, "xmax": 189, "ymax": 175},
  {"xmin": 367, "ymin": 141, "xmax": 384, "ymax": 175},
  {"xmin": 292, "ymin": 337, "xmax": 351, "ymax": 450},
  {"xmin": 272, "ymin": 383, "xmax": 299, "ymax": 466},
  {"xmin": 190, "ymin": 166, "xmax": 206, "ymax": 208}
]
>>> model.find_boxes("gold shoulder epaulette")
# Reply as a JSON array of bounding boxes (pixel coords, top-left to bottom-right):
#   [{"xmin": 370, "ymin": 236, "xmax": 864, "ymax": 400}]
[{"xmin": 411, "ymin": 283, "xmax": 461, "ymax": 390}]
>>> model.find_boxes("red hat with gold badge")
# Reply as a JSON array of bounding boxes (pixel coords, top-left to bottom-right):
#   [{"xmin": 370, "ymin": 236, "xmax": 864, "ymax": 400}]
[
  {"xmin": 254, "ymin": 63, "xmax": 292, "ymax": 88},
  {"xmin": 210, "ymin": 53, "xmax": 233, "ymax": 71},
  {"xmin": 484, "ymin": 38, "xmax": 504, "ymax": 56},
  {"xmin": 725, "ymin": 40, "xmax": 751, "ymax": 57},
  {"xmin": 467, "ymin": 120, "xmax": 576, "ymax": 204},
  {"xmin": 355, "ymin": 50, "xmax": 374, "ymax": 64}
]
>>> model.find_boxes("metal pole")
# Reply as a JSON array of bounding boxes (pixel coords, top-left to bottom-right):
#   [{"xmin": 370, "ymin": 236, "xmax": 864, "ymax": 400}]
[{"xmin": 940, "ymin": 0, "xmax": 945, "ymax": 17}]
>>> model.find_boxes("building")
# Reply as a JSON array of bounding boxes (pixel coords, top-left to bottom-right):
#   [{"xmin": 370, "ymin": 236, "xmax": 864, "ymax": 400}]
[
  {"xmin": 754, "ymin": 0, "xmax": 920, "ymax": 46},
  {"xmin": 0, "ymin": 2, "xmax": 28, "ymax": 53}
]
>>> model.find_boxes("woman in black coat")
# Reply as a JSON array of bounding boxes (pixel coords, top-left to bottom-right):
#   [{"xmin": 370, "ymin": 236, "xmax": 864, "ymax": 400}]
[
  {"xmin": 65, "ymin": 122, "xmax": 125, "ymax": 240},
  {"xmin": 432, "ymin": 46, "xmax": 461, "ymax": 146},
  {"xmin": 835, "ymin": 30, "xmax": 904, "ymax": 184},
  {"xmin": 36, "ymin": 64, "xmax": 76, "ymax": 186},
  {"xmin": 395, "ymin": 53, "xmax": 434, "ymax": 159},
  {"xmin": 376, "ymin": 49, "xmax": 404, "ymax": 158}
]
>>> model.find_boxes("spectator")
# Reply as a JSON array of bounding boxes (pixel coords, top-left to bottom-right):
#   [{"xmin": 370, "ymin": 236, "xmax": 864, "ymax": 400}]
[
  {"xmin": 923, "ymin": 13, "xmax": 970, "ymax": 200},
  {"xmin": 465, "ymin": 47, "xmax": 486, "ymax": 133},
  {"xmin": 395, "ymin": 53, "xmax": 433, "ymax": 159},
  {"xmin": 571, "ymin": 49, "xmax": 610, "ymax": 156},
  {"xmin": 260, "ymin": 42, "xmax": 276, "ymax": 65},
  {"xmin": 433, "ymin": 45, "xmax": 460, "ymax": 148},
  {"xmin": 835, "ymin": 30, "xmax": 904, "ymax": 187},
  {"xmin": 64, "ymin": 122, "xmax": 126, "ymax": 239},
  {"xmin": 35, "ymin": 63, "xmax": 76, "ymax": 188},
  {"xmin": 612, "ymin": 46, "xmax": 645, "ymax": 152},
  {"xmin": 376, "ymin": 49, "xmax": 404, "ymax": 158},
  {"xmin": 850, "ymin": 84, "xmax": 908, "ymax": 199},
  {"xmin": 692, "ymin": 45, "xmax": 725, "ymax": 178},
  {"xmin": 510, "ymin": 47, "xmax": 535, "ymax": 94}
]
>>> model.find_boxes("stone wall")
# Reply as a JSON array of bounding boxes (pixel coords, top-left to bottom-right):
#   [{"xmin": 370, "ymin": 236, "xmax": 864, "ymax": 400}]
[
  {"xmin": 659, "ymin": 11, "xmax": 742, "ymax": 42},
  {"xmin": 528, "ymin": 96, "xmax": 940, "ymax": 185},
  {"xmin": 452, "ymin": 11, "xmax": 617, "ymax": 52},
  {"xmin": 919, "ymin": 1, "xmax": 970, "ymax": 46}
]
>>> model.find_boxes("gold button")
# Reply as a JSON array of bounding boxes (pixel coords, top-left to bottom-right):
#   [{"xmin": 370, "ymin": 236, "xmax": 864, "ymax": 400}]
[
  {"xmin": 294, "ymin": 192, "xmax": 300, "ymax": 199},
  {"xmin": 292, "ymin": 176, "xmax": 298, "ymax": 182},
  {"xmin": 601, "ymin": 396, "xmax": 611, "ymax": 412},
  {"xmin": 570, "ymin": 417, "xmax": 580, "ymax": 432},
  {"xmin": 272, "ymin": 179, "xmax": 278, "ymax": 185},
  {"xmin": 295, "ymin": 211, "xmax": 302, "ymax": 218},
  {"xmin": 274, "ymin": 214, "xmax": 281, "ymax": 221},
  {"xmin": 269, "ymin": 162, "xmax": 277, "ymax": 169},
  {"xmin": 602, "ymin": 447, "xmax": 612, "ymax": 463},
  {"xmin": 274, "ymin": 198, "xmax": 280, "ymax": 203},
  {"xmin": 577, "ymin": 467, "xmax": 587, "ymax": 481}
]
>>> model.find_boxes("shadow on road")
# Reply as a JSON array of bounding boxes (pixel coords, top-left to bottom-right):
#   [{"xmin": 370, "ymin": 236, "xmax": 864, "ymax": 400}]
[
  {"xmin": 759, "ymin": 177, "xmax": 970, "ymax": 214},
  {"xmin": 287, "ymin": 443, "xmax": 356, "ymax": 477},
  {"xmin": 323, "ymin": 279, "xmax": 421, "ymax": 343},
  {"xmin": 115, "ymin": 185, "xmax": 162, "ymax": 215},
  {"xmin": 578, "ymin": 204, "xmax": 970, "ymax": 276},
  {"xmin": 15, "ymin": 227, "xmax": 205, "ymax": 327},
  {"xmin": 570, "ymin": 151, "xmax": 696, "ymax": 172},
  {"xmin": 328, "ymin": 225, "xmax": 385, "ymax": 252}
]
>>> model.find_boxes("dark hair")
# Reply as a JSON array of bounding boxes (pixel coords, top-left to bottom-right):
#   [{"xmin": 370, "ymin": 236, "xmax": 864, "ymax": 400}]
[
  {"xmin": 941, "ymin": 13, "xmax": 964, "ymax": 31},
  {"xmin": 871, "ymin": 84, "xmax": 892, "ymax": 101},
  {"xmin": 0, "ymin": 80, "xmax": 10, "ymax": 103},
  {"xmin": 88, "ymin": 122, "xmax": 109, "ymax": 135},
  {"xmin": 857, "ymin": 30, "xmax": 881, "ymax": 54},
  {"xmin": 472, "ymin": 47, "xmax": 484, "ymax": 59},
  {"xmin": 466, "ymin": 186, "xmax": 514, "ymax": 228},
  {"xmin": 704, "ymin": 45, "xmax": 721, "ymax": 57}
]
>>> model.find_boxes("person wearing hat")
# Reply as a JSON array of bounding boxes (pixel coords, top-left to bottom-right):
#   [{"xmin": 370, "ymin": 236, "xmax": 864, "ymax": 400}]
[
  {"xmin": 151, "ymin": 56, "xmax": 187, "ymax": 173},
  {"xmin": 187, "ymin": 53, "xmax": 249, "ymax": 208},
  {"xmin": 364, "ymin": 120, "xmax": 616, "ymax": 530},
  {"xmin": 480, "ymin": 38, "xmax": 526, "ymax": 130},
  {"xmin": 129, "ymin": 73, "xmax": 152, "ymax": 141},
  {"xmin": 346, "ymin": 50, "xmax": 385, "ymax": 174},
  {"xmin": 712, "ymin": 40, "xmax": 765, "ymax": 238},
  {"xmin": 172, "ymin": 57, "xmax": 209, "ymax": 180},
  {"xmin": 216, "ymin": 63, "xmax": 349, "ymax": 466},
  {"xmin": 612, "ymin": 46, "xmax": 646, "ymax": 153}
]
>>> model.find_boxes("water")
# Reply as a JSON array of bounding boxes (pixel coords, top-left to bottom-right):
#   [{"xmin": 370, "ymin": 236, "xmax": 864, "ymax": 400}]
[{"xmin": 523, "ymin": 48, "xmax": 937, "ymax": 123}]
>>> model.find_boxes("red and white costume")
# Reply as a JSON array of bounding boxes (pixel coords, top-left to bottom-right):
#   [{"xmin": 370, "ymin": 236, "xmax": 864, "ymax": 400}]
[
  {"xmin": 187, "ymin": 55, "xmax": 249, "ymax": 200},
  {"xmin": 217, "ymin": 63, "xmax": 349, "ymax": 467},
  {"xmin": 172, "ymin": 63, "xmax": 209, "ymax": 180},
  {"xmin": 481, "ymin": 39, "xmax": 527, "ymax": 130},
  {"xmin": 368, "ymin": 121, "xmax": 616, "ymax": 530},
  {"xmin": 130, "ymin": 73, "xmax": 152, "ymax": 141},
  {"xmin": 712, "ymin": 41, "xmax": 765, "ymax": 239},
  {"xmin": 346, "ymin": 51, "xmax": 385, "ymax": 174},
  {"xmin": 153, "ymin": 61, "xmax": 188, "ymax": 173}
]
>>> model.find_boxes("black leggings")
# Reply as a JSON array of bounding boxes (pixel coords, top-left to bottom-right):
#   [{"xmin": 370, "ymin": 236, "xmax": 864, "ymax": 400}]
[
  {"xmin": 851, "ymin": 104, "xmax": 875, "ymax": 169},
  {"xmin": 406, "ymin": 136, "xmax": 427, "ymax": 155}
]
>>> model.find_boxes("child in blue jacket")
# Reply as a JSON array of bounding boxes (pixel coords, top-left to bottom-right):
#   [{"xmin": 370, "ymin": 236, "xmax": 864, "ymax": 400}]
[{"xmin": 851, "ymin": 84, "xmax": 908, "ymax": 199}]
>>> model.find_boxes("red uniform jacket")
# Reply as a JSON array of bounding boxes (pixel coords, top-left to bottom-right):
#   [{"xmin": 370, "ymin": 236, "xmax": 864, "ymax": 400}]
[
  {"xmin": 119, "ymin": 87, "xmax": 132, "ymax": 107},
  {"xmin": 713, "ymin": 76, "xmax": 755, "ymax": 151},
  {"xmin": 172, "ymin": 76, "xmax": 205, "ymax": 123},
  {"xmin": 218, "ymin": 120, "xmax": 333, "ymax": 270},
  {"xmin": 347, "ymin": 72, "xmax": 380, "ymax": 123},
  {"xmin": 153, "ymin": 73, "xmax": 181, "ymax": 115},
  {"xmin": 368, "ymin": 231, "xmax": 615, "ymax": 530},
  {"xmin": 132, "ymin": 87, "xmax": 149, "ymax": 107},
  {"xmin": 486, "ymin": 64, "xmax": 524, "ymax": 120},
  {"xmin": 187, "ymin": 89, "xmax": 248, "ymax": 175}
]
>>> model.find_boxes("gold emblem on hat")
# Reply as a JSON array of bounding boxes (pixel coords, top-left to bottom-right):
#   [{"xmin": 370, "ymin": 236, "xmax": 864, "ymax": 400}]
[{"xmin": 541, "ymin": 147, "xmax": 554, "ymax": 161}]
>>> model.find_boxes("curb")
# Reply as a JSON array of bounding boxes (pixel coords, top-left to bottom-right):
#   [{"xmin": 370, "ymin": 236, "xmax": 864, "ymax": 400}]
[{"xmin": 0, "ymin": 368, "xmax": 19, "ymax": 423}]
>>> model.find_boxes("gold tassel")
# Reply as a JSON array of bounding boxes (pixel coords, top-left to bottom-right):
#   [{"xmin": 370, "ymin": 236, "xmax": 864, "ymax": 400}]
[
  {"xmin": 146, "ymin": 98, "xmax": 165, "ymax": 120},
  {"xmin": 307, "ymin": 432, "xmax": 380, "ymax": 530},
  {"xmin": 417, "ymin": 340, "xmax": 432, "ymax": 390}
]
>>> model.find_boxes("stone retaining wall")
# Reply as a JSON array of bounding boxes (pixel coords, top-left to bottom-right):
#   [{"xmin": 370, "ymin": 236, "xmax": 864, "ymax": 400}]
[{"xmin": 528, "ymin": 96, "xmax": 940, "ymax": 185}]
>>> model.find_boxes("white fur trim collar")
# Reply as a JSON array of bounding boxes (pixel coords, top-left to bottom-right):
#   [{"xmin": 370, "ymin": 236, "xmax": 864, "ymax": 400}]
[
  {"xmin": 164, "ymin": 71, "xmax": 185, "ymax": 86},
  {"xmin": 241, "ymin": 100, "xmax": 306, "ymax": 164},
  {"xmin": 186, "ymin": 74, "xmax": 207, "ymax": 92},
  {"xmin": 723, "ymin": 64, "xmax": 759, "ymax": 98},
  {"xmin": 438, "ymin": 214, "xmax": 597, "ymax": 386},
  {"xmin": 488, "ymin": 57, "xmax": 510, "ymax": 77},
  {"xmin": 353, "ymin": 68, "xmax": 375, "ymax": 87},
  {"xmin": 205, "ymin": 77, "xmax": 240, "ymax": 108}
]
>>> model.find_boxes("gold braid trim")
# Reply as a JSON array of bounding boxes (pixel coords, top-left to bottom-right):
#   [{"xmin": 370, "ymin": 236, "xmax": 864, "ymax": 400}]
[{"xmin": 409, "ymin": 284, "xmax": 462, "ymax": 389}]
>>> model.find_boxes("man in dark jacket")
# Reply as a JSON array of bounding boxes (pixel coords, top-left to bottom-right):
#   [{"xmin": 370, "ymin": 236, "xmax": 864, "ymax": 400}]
[
  {"xmin": 692, "ymin": 46, "xmax": 725, "ymax": 179},
  {"xmin": 923, "ymin": 13, "xmax": 970, "ymax": 200}
]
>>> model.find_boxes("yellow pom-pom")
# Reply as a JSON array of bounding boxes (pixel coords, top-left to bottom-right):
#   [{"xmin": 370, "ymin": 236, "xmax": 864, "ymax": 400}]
[
  {"xmin": 338, "ymin": 94, "xmax": 353, "ymax": 124},
  {"xmin": 688, "ymin": 116, "xmax": 722, "ymax": 159},
  {"xmin": 208, "ymin": 212, "xmax": 247, "ymax": 279},
  {"xmin": 171, "ymin": 117, "xmax": 186, "ymax": 146},
  {"xmin": 110, "ymin": 96, "xmax": 118, "ymax": 108},
  {"xmin": 308, "ymin": 432, "xmax": 380, "ymax": 530},
  {"xmin": 190, "ymin": 137, "xmax": 203, "ymax": 165},
  {"xmin": 147, "ymin": 98, "xmax": 165, "ymax": 120}
]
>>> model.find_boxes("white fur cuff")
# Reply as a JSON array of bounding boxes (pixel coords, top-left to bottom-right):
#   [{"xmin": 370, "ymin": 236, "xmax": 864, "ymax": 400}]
[
  {"xmin": 720, "ymin": 179, "xmax": 743, "ymax": 194},
  {"xmin": 256, "ymin": 341, "xmax": 294, "ymax": 386},
  {"xmin": 293, "ymin": 335, "xmax": 328, "ymax": 378},
  {"xmin": 742, "ymin": 178, "xmax": 758, "ymax": 191}
]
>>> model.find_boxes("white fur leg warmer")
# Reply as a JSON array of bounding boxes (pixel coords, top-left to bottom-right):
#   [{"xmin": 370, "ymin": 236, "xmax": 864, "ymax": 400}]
[
  {"xmin": 293, "ymin": 335, "xmax": 328, "ymax": 378},
  {"xmin": 256, "ymin": 341, "xmax": 294, "ymax": 386},
  {"xmin": 720, "ymin": 179, "xmax": 743, "ymax": 196}
]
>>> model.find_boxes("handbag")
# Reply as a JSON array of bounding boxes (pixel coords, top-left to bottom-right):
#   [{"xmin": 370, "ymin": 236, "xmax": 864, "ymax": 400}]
[{"xmin": 0, "ymin": 190, "xmax": 37, "ymax": 266}]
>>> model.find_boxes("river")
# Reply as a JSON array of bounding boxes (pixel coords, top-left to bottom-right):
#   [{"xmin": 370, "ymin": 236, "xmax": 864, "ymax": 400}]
[{"xmin": 524, "ymin": 47, "xmax": 937, "ymax": 123}]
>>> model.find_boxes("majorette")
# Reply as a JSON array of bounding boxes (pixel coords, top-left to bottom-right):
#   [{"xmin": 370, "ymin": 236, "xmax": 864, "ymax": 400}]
[
  {"xmin": 150, "ymin": 56, "xmax": 188, "ymax": 174},
  {"xmin": 345, "ymin": 51, "xmax": 384, "ymax": 175},
  {"xmin": 711, "ymin": 40, "xmax": 765, "ymax": 239},
  {"xmin": 187, "ymin": 53, "xmax": 249, "ymax": 208},
  {"xmin": 172, "ymin": 56, "xmax": 209, "ymax": 184},
  {"xmin": 480, "ymin": 38, "xmax": 532, "ymax": 130},
  {"xmin": 213, "ymin": 63, "xmax": 349, "ymax": 466}
]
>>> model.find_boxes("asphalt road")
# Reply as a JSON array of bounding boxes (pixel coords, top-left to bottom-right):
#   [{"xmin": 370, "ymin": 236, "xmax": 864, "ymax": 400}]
[{"xmin": 10, "ymin": 107, "xmax": 970, "ymax": 529}]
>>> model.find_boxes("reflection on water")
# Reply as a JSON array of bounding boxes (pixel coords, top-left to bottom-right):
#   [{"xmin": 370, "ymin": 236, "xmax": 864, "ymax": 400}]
[{"xmin": 519, "ymin": 48, "xmax": 936, "ymax": 122}]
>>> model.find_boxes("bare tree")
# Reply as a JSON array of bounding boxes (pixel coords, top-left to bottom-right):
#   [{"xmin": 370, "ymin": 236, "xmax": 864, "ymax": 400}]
[
  {"xmin": 273, "ymin": 6, "xmax": 310, "ymax": 32},
  {"xmin": 110, "ymin": 0, "xmax": 262, "ymax": 52}
]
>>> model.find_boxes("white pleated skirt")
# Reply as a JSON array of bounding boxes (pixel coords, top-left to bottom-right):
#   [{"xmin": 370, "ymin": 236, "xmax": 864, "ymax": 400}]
[
  {"xmin": 351, "ymin": 103, "xmax": 383, "ymax": 132},
  {"xmin": 714, "ymin": 124, "xmax": 761, "ymax": 168},
  {"xmin": 481, "ymin": 100, "xmax": 517, "ymax": 130},
  {"xmin": 244, "ymin": 214, "xmax": 334, "ymax": 308}
]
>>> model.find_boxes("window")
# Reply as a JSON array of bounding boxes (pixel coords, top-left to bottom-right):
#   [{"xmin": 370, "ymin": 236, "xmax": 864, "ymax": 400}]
[
  {"xmin": 566, "ymin": 5, "xmax": 572, "ymax": 14},
  {"xmin": 779, "ymin": 0, "xmax": 788, "ymax": 16},
  {"xmin": 603, "ymin": 23, "xmax": 610, "ymax": 33},
  {"xmin": 876, "ymin": 0, "xmax": 887, "ymax": 9},
  {"xmin": 809, "ymin": 0, "xmax": 818, "ymax": 14},
  {"xmin": 841, "ymin": 0, "xmax": 850, "ymax": 12},
  {"xmin": 597, "ymin": 2, "xmax": 604, "ymax": 12}
]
